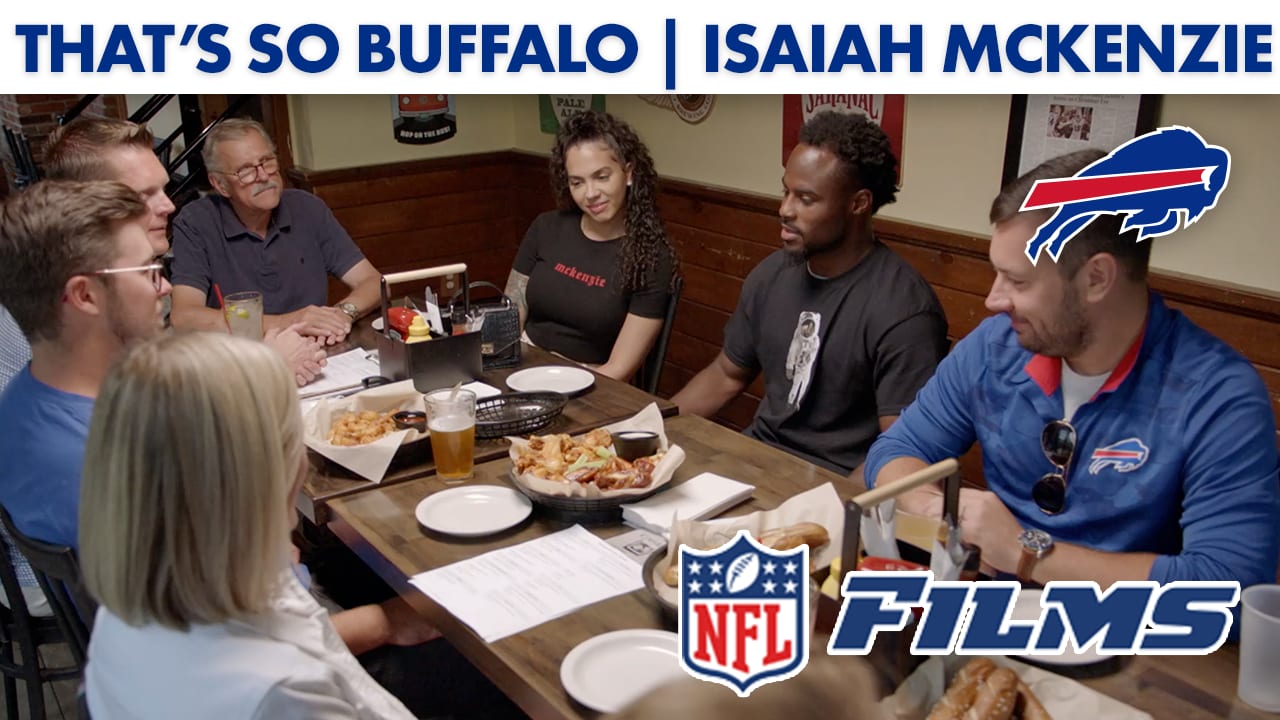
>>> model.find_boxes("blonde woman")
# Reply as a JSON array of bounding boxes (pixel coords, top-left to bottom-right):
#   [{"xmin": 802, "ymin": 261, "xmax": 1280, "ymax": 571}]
[{"xmin": 80, "ymin": 332, "xmax": 415, "ymax": 719}]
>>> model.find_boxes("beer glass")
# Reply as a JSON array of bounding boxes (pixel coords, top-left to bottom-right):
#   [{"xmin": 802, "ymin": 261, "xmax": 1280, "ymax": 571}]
[
  {"xmin": 224, "ymin": 291, "xmax": 264, "ymax": 340},
  {"xmin": 425, "ymin": 388, "xmax": 476, "ymax": 482}
]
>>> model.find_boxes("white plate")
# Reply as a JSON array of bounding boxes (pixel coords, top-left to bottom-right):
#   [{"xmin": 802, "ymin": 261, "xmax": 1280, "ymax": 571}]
[
  {"xmin": 560, "ymin": 629, "xmax": 684, "ymax": 713},
  {"xmin": 506, "ymin": 365, "xmax": 595, "ymax": 395},
  {"xmin": 414, "ymin": 486, "xmax": 532, "ymax": 538},
  {"xmin": 1008, "ymin": 588, "xmax": 1107, "ymax": 665}
]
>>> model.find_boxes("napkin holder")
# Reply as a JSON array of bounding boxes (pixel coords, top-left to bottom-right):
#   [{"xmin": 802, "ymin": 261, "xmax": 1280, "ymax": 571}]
[
  {"xmin": 816, "ymin": 459, "xmax": 975, "ymax": 693},
  {"xmin": 376, "ymin": 263, "xmax": 484, "ymax": 394}
]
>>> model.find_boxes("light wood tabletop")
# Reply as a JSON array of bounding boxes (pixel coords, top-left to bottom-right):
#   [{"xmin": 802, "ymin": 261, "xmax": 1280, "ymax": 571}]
[
  {"xmin": 327, "ymin": 413, "xmax": 1271, "ymax": 720},
  {"xmin": 298, "ymin": 336, "xmax": 676, "ymax": 524}
]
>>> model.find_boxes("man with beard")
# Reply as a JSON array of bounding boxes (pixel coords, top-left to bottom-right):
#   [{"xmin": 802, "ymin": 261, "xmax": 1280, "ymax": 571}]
[
  {"xmin": 863, "ymin": 149, "xmax": 1280, "ymax": 588},
  {"xmin": 170, "ymin": 119, "xmax": 381, "ymax": 345},
  {"xmin": 0, "ymin": 181, "xmax": 168, "ymax": 555},
  {"xmin": 672, "ymin": 112, "xmax": 948, "ymax": 474}
]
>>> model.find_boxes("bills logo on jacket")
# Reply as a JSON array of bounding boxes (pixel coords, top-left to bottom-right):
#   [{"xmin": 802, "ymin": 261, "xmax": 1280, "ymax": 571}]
[
  {"xmin": 678, "ymin": 530, "xmax": 809, "ymax": 696},
  {"xmin": 1020, "ymin": 126, "xmax": 1231, "ymax": 264}
]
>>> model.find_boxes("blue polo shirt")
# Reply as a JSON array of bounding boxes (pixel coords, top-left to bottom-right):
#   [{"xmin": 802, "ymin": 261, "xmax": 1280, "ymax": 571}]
[
  {"xmin": 865, "ymin": 293, "xmax": 1280, "ymax": 587},
  {"xmin": 170, "ymin": 189, "xmax": 365, "ymax": 315}
]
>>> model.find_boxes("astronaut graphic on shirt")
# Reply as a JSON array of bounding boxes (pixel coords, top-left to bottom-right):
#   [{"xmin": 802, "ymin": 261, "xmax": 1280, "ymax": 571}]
[{"xmin": 785, "ymin": 311, "xmax": 821, "ymax": 409}]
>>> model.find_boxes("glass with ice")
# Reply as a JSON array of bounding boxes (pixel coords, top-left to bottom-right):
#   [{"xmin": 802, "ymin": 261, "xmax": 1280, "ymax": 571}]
[{"xmin": 224, "ymin": 291, "xmax": 264, "ymax": 340}]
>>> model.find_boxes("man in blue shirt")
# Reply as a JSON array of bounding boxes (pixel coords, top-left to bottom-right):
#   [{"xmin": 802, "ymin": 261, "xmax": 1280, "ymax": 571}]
[
  {"xmin": 863, "ymin": 149, "xmax": 1280, "ymax": 589},
  {"xmin": 0, "ymin": 181, "xmax": 168, "ymax": 551}
]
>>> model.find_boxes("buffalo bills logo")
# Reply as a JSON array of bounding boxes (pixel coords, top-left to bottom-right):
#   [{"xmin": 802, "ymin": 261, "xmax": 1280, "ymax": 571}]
[
  {"xmin": 678, "ymin": 530, "xmax": 809, "ymax": 696},
  {"xmin": 1089, "ymin": 438, "xmax": 1150, "ymax": 475},
  {"xmin": 1021, "ymin": 126, "xmax": 1231, "ymax": 264}
]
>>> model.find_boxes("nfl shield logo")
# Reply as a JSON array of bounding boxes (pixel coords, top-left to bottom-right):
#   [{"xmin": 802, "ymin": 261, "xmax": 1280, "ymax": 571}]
[{"xmin": 678, "ymin": 530, "xmax": 809, "ymax": 696}]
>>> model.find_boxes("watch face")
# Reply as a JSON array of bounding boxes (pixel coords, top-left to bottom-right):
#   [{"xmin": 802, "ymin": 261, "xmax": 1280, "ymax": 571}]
[{"xmin": 1019, "ymin": 529, "xmax": 1053, "ymax": 552}]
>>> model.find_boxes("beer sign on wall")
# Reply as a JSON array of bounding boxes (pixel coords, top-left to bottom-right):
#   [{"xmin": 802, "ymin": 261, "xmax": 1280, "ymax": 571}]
[
  {"xmin": 393, "ymin": 95, "xmax": 457, "ymax": 144},
  {"xmin": 782, "ymin": 95, "xmax": 906, "ymax": 183},
  {"xmin": 539, "ymin": 95, "xmax": 607, "ymax": 133}
]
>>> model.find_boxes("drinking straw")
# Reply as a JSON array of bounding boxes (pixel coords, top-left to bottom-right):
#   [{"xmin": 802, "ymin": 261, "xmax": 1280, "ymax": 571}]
[{"xmin": 213, "ymin": 283, "xmax": 228, "ymax": 329}]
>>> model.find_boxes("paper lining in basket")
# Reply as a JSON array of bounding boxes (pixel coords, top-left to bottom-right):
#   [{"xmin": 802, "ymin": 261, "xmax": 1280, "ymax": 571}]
[
  {"xmin": 884, "ymin": 655, "xmax": 1151, "ymax": 720},
  {"xmin": 506, "ymin": 402, "xmax": 686, "ymax": 499},
  {"xmin": 663, "ymin": 482, "xmax": 845, "ymax": 573},
  {"xmin": 303, "ymin": 379, "xmax": 427, "ymax": 482}
]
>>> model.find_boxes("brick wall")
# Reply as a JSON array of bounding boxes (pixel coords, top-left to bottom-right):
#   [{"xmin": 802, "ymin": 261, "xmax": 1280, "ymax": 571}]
[{"xmin": 0, "ymin": 94, "xmax": 126, "ymax": 195}]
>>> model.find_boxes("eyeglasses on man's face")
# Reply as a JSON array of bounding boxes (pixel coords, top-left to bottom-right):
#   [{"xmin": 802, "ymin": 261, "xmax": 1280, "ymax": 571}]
[
  {"xmin": 219, "ymin": 156, "xmax": 279, "ymax": 185},
  {"xmin": 1033, "ymin": 419, "xmax": 1077, "ymax": 515},
  {"xmin": 86, "ymin": 259, "xmax": 169, "ymax": 293}
]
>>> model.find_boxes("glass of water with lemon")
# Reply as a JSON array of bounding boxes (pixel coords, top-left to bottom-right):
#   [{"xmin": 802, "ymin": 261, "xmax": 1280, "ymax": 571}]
[{"xmin": 224, "ymin": 291, "xmax": 264, "ymax": 340}]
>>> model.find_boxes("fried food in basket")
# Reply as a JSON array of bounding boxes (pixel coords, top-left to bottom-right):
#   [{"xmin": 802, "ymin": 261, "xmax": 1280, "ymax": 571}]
[
  {"xmin": 327, "ymin": 410, "xmax": 398, "ymax": 447},
  {"xmin": 513, "ymin": 428, "xmax": 664, "ymax": 491},
  {"xmin": 662, "ymin": 522, "xmax": 830, "ymax": 586},
  {"xmin": 925, "ymin": 658, "xmax": 1051, "ymax": 720}
]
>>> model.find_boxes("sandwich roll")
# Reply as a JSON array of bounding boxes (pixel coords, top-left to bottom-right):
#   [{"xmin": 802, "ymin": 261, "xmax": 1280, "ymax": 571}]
[{"xmin": 756, "ymin": 522, "xmax": 830, "ymax": 551}]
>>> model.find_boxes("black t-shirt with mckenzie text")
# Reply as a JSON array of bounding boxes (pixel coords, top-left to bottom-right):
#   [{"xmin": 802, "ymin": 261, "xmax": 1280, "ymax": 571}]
[
  {"xmin": 723, "ymin": 243, "xmax": 949, "ymax": 474},
  {"xmin": 515, "ymin": 210, "xmax": 672, "ymax": 364}
]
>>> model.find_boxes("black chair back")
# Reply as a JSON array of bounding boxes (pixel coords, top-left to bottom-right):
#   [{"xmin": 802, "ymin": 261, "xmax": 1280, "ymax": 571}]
[
  {"xmin": 0, "ymin": 506, "xmax": 94, "ymax": 665},
  {"xmin": 634, "ymin": 275, "xmax": 683, "ymax": 396},
  {"xmin": 0, "ymin": 520, "xmax": 83, "ymax": 720}
]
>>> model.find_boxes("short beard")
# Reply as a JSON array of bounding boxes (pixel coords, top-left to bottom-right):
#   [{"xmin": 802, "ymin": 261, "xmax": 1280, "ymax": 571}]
[{"xmin": 1023, "ymin": 284, "xmax": 1091, "ymax": 358}]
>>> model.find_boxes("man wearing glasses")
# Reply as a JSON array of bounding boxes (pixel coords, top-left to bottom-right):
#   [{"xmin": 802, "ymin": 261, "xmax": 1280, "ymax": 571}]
[
  {"xmin": 169, "ymin": 119, "xmax": 381, "ymax": 345},
  {"xmin": 862, "ymin": 149, "xmax": 1279, "ymax": 590},
  {"xmin": 0, "ymin": 181, "xmax": 167, "ymax": 557}
]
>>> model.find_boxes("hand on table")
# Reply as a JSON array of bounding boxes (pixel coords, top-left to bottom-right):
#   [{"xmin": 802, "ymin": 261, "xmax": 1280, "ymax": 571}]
[
  {"xmin": 953, "ymin": 488, "xmax": 1024, "ymax": 575},
  {"xmin": 284, "ymin": 305, "xmax": 352, "ymax": 345},
  {"xmin": 264, "ymin": 323, "xmax": 329, "ymax": 386},
  {"xmin": 378, "ymin": 597, "xmax": 442, "ymax": 647}
]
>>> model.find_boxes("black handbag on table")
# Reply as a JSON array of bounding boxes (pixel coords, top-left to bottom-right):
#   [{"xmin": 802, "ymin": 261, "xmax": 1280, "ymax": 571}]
[{"xmin": 448, "ymin": 281, "xmax": 522, "ymax": 370}]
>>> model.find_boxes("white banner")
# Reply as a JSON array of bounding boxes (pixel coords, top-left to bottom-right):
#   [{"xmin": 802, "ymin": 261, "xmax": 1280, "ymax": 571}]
[{"xmin": 2, "ymin": 0, "xmax": 1278, "ymax": 92}]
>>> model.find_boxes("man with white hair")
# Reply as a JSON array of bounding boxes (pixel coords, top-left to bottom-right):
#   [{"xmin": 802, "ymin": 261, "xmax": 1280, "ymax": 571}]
[{"xmin": 170, "ymin": 119, "xmax": 382, "ymax": 345}]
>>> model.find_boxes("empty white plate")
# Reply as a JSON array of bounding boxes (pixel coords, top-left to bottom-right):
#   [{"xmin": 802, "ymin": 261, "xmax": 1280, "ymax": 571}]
[
  {"xmin": 560, "ymin": 629, "xmax": 684, "ymax": 713},
  {"xmin": 506, "ymin": 365, "xmax": 595, "ymax": 395},
  {"xmin": 1008, "ymin": 588, "xmax": 1107, "ymax": 665},
  {"xmin": 414, "ymin": 486, "xmax": 532, "ymax": 538}
]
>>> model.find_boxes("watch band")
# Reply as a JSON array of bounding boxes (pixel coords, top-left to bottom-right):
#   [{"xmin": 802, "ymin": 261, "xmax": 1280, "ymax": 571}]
[
  {"xmin": 1016, "ymin": 547, "xmax": 1041, "ymax": 583},
  {"xmin": 1016, "ymin": 529, "xmax": 1053, "ymax": 583}
]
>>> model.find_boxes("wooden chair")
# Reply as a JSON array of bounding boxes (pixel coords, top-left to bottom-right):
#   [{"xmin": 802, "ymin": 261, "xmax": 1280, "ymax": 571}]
[
  {"xmin": 0, "ymin": 524, "xmax": 82, "ymax": 720},
  {"xmin": 0, "ymin": 507, "xmax": 94, "ymax": 667},
  {"xmin": 634, "ymin": 275, "xmax": 683, "ymax": 396}
]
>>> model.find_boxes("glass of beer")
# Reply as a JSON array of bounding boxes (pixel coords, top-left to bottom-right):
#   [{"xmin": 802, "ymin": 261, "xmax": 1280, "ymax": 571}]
[
  {"xmin": 224, "ymin": 291, "xmax": 263, "ymax": 340},
  {"xmin": 425, "ymin": 388, "xmax": 476, "ymax": 482}
]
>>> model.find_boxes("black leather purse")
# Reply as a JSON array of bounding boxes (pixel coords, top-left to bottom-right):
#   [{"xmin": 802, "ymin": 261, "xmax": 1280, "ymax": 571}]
[{"xmin": 449, "ymin": 281, "xmax": 521, "ymax": 370}]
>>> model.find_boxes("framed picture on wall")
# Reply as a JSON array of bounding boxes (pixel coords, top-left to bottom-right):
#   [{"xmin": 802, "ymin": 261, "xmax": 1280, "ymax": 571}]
[
  {"xmin": 1002, "ymin": 95, "xmax": 1160, "ymax": 187},
  {"xmin": 782, "ymin": 95, "xmax": 906, "ymax": 184}
]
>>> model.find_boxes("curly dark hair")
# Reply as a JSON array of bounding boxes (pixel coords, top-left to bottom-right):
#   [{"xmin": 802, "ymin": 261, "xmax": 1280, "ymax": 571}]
[
  {"xmin": 797, "ymin": 111, "xmax": 899, "ymax": 212},
  {"xmin": 549, "ymin": 111, "xmax": 678, "ymax": 293}
]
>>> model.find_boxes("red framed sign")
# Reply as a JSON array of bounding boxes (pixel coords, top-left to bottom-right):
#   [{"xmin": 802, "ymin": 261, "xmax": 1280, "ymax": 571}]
[{"xmin": 782, "ymin": 95, "xmax": 906, "ymax": 183}]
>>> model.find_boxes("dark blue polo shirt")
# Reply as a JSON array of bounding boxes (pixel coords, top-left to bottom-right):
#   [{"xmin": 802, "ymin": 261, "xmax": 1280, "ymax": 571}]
[{"xmin": 170, "ymin": 189, "xmax": 365, "ymax": 315}]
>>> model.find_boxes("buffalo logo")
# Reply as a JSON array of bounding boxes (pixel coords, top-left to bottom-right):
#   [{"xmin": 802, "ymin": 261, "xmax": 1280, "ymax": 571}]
[
  {"xmin": 678, "ymin": 530, "xmax": 809, "ymax": 696},
  {"xmin": 1089, "ymin": 438, "xmax": 1150, "ymax": 475},
  {"xmin": 1021, "ymin": 126, "xmax": 1231, "ymax": 264}
]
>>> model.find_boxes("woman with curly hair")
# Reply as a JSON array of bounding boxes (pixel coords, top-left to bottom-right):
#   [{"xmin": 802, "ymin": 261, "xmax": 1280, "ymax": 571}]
[{"xmin": 504, "ymin": 110, "xmax": 678, "ymax": 381}]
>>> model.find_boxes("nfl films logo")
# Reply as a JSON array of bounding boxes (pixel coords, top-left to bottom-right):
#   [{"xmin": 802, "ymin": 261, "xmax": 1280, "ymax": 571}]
[{"xmin": 678, "ymin": 530, "xmax": 809, "ymax": 696}]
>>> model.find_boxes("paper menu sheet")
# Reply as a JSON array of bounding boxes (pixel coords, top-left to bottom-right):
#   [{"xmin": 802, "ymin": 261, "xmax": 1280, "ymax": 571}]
[
  {"xmin": 409, "ymin": 525, "xmax": 645, "ymax": 643},
  {"xmin": 298, "ymin": 348, "xmax": 382, "ymax": 399}
]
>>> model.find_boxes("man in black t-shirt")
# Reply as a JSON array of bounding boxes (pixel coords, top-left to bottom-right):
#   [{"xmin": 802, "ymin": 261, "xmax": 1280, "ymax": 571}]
[{"xmin": 672, "ymin": 112, "xmax": 948, "ymax": 474}]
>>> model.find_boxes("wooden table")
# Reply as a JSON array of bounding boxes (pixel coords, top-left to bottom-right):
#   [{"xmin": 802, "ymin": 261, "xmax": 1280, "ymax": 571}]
[
  {"xmin": 328, "ymin": 414, "xmax": 1269, "ymax": 720},
  {"xmin": 298, "ymin": 340, "xmax": 676, "ymax": 524},
  {"xmin": 329, "ymin": 413, "xmax": 852, "ymax": 719}
]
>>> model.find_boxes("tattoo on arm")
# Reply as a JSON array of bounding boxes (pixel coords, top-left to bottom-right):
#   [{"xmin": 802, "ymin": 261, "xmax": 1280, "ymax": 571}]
[{"xmin": 505, "ymin": 270, "xmax": 530, "ymax": 326}]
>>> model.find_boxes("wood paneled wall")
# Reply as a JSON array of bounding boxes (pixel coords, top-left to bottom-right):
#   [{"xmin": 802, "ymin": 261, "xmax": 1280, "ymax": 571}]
[{"xmin": 293, "ymin": 151, "xmax": 1280, "ymax": 482}]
